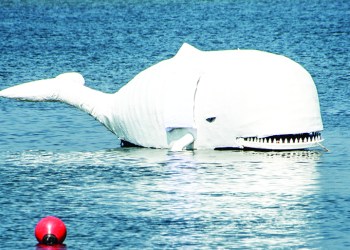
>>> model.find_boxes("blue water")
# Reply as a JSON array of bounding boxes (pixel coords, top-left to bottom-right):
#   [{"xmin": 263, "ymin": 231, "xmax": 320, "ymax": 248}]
[{"xmin": 0, "ymin": 0, "xmax": 350, "ymax": 249}]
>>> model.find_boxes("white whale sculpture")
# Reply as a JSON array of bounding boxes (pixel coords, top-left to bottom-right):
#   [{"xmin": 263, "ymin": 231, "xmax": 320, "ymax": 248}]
[{"xmin": 0, "ymin": 43, "xmax": 324, "ymax": 151}]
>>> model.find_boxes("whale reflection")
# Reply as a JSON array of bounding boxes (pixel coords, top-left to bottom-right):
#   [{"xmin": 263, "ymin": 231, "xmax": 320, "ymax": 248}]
[
  {"xmin": 152, "ymin": 150, "xmax": 321, "ymax": 247},
  {"xmin": 5, "ymin": 149, "xmax": 322, "ymax": 248}
]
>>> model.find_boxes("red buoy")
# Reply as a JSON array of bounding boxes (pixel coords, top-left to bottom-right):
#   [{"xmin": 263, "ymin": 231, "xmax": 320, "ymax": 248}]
[{"xmin": 35, "ymin": 216, "xmax": 67, "ymax": 245}]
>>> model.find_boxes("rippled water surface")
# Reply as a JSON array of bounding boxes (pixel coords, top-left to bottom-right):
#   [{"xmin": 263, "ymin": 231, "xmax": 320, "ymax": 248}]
[{"xmin": 0, "ymin": 0, "xmax": 350, "ymax": 249}]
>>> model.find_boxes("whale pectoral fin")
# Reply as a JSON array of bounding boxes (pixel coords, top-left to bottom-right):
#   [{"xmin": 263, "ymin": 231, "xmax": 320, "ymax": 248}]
[{"xmin": 170, "ymin": 133, "xmax": 195, "ymax": 151}]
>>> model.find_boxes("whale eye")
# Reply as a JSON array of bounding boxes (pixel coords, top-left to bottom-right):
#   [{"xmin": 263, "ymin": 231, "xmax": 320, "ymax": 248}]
[{"xmin": 206, "ymin": 117, "xmax": 216, "ymax": 123}]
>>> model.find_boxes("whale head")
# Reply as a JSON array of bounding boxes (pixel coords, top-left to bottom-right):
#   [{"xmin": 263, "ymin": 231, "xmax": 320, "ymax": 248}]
[{"xmin": 187, "ymin": 47, "xmax": 324, "ymax": 150}]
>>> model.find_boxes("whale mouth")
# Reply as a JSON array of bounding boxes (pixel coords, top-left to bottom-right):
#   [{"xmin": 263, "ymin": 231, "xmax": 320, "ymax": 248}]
[{"xmin": 236, "ymin": 132, "xmax": 323, "ymax": 150}]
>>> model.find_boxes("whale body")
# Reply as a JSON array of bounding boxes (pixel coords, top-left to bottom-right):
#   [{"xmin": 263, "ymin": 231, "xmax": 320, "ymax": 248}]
[{"xmin": 0, "ymin": 43, "xmax": 324, "ymax": 150}]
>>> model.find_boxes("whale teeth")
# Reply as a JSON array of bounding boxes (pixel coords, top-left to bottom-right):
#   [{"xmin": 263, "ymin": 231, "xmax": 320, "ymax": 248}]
[{"xmin": 241, "ymin": 132, "xmax": 322, "ymax": 148}]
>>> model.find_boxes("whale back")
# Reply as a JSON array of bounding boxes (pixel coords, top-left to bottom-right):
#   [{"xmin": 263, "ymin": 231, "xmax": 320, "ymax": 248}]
[{"xmin": 107, "ymin": 44, "xmax": 202, "ymax": 148}]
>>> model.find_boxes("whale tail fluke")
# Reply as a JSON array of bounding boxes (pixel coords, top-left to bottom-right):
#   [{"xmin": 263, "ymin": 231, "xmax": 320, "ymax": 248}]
[
  {"xmin": 0, "ymin": 72, "xmax": 114, "ymax": 128},
  {"xmin": 0, "ymin": 72, "xmax": 85, "ymax": 102}
]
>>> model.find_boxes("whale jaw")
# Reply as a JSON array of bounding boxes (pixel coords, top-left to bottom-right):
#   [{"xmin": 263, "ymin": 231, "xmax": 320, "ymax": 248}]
[{"xmin": 236, "ymin": 132, "xmax": 323, "ymax": 150}]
